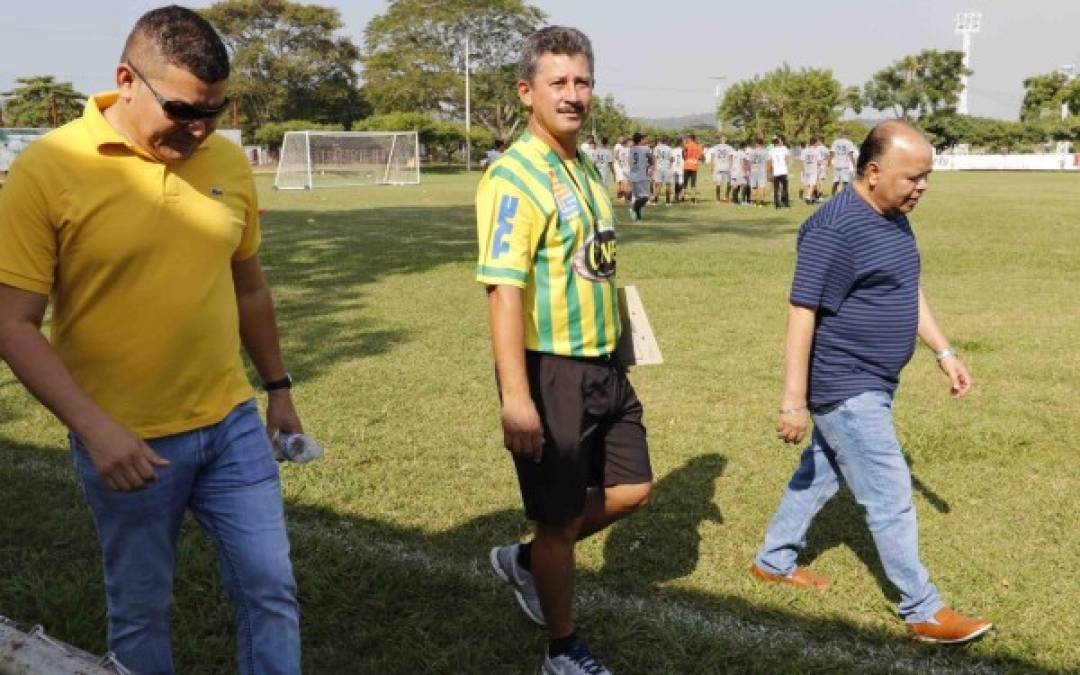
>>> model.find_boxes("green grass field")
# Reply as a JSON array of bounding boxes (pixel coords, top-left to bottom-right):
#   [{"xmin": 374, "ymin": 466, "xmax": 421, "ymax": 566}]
[{"xmin": 1, "ymin": 168, "xmax": 1078, "ymax": 674}]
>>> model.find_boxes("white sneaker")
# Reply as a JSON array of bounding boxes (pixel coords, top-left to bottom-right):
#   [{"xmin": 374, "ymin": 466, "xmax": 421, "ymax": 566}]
[
  {"xmin": 490, "ymin": 544, "xmax": 545, "ymax": 626},
  {"xmin": 542, "ymin": 640, "xmax": 611, "ymax": 675}
]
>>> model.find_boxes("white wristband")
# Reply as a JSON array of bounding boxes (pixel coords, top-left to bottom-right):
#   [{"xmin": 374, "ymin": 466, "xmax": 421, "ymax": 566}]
[{"xmin": 935, "ymin": 347, "xmax": 957, "ymax": 361}]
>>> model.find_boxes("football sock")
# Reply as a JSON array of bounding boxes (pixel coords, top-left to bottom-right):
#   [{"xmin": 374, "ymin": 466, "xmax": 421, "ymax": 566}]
[
  {"xmin": 549, "ymin": 633, "xmax": 579, "ymax": 658},
  {"xmin": 517, "ymin": 541, "xmax": 532, "ymax": 571}
]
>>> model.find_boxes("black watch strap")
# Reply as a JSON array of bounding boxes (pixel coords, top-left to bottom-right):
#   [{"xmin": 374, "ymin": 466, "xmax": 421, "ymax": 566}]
[{"xmin": 263, "ymin": 373, "xmax": 293, "ymax": 391}]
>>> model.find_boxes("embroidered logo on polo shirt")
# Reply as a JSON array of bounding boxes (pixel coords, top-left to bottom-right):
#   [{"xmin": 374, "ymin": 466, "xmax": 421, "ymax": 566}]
[
  {"xmin": 210, "ymin": 187, "xmax": 224, "ymax": 197},
  {"xmin": 548, "ymin": 171, "xmax": 581, "ymax": 221}
]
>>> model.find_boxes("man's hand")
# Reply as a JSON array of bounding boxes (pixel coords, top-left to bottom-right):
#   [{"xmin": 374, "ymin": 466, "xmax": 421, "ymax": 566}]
[
  {"xmin": 501, "ymin": 395, "xmax": 543, "ymax": 463},
  {"xmin": 80, "ymin": 419, "xmax": 170, "ymax": 492},
  {"xmin": 776, "ymin": 403, "xmax": 810, "ymax": 445},
  {"xmin": 937, "ymin": 355, "xmax": 972, "ymax": 398},
  {"xmin": 266, "ymin": 390, "xmax": 304, "ymax": 439}
]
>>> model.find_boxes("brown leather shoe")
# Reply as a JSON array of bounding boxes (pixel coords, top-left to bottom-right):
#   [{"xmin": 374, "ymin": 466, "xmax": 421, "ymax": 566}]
[
  {"xmin": 908, "ymin": 607, "xmax": 992, "ymax": 644},
  {"xmin": 749, "ymin": 563, "xmax": 829, "ymax": 590}
]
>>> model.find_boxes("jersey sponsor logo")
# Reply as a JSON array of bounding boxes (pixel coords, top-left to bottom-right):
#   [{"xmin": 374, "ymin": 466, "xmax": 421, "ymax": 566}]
[
  {"xmin": 550, "ymin": 173, "xmax": 582, "ymax": 221},
  {"xmin": 572, "ymin": 217, "xmax": 616, "ymax": 282},
  {"xmin": 492, "ymin": 194, "xmax": 518, "ymax": 259}
]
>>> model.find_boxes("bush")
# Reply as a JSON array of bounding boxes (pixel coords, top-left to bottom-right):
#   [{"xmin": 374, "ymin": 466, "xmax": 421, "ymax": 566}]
[{"xmin": 254, "ymin": 120, "xmax": 343, "ymax": 151}]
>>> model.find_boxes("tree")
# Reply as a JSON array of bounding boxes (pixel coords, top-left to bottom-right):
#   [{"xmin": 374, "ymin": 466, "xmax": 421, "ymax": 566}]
[
  {"xmin": 1019, "ymin": 71, "xmax": 1080, "ymax": 122},
  {"xmin": 587, "ymin": 94, "xmax": 632, "ymax": 143},
  {"xmin": 863, "ymin": 50, "xmax": 970, "ymax": 119},
  {"xmin": 1, "ymin": 76, "xmax": 85, "ymax": 127},
  {"xmin": 201, "ymin": 0, "xmax": 366, "ymax": 138},
  {"xmin": 354, "ymin": 111, "xmax": 492, "ymax": 162},
  {"xmin": 719, "ymin": 65, "xmax": 852, "ymax": 143},
  {"xmin": 361, "ymin": 0, "xmax": 545, "ymax": 141},
  {"xmin": 253, "ymin": 119, "xmax": 343, "ymax": 152}
]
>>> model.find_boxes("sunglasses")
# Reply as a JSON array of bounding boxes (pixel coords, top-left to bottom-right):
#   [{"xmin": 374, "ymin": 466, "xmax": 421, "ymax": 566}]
[{"xmin": 127, "ymin": 62, "xmax": 229, "ymax": 122}]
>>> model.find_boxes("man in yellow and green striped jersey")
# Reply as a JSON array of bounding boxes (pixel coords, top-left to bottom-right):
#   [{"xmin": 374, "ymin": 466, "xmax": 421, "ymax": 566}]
[{"xmin": 476, "ymin": 25, "xmax": 653, "ymax": 675}]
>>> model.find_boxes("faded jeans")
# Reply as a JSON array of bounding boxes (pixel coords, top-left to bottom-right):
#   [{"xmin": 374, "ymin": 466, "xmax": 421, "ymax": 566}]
[
  {"xmin": 72, "ymin": 399, "xmax": 300, "ymax": 674},
  {"xmin": 754, "ymin": 390, "xmax": 943, "ymax": 622}
]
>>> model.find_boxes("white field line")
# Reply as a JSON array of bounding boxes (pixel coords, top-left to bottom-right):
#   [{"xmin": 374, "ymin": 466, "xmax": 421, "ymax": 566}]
[{"xmin": 289, "ymin": 523, "xmax": 1005, "ymax": 675}]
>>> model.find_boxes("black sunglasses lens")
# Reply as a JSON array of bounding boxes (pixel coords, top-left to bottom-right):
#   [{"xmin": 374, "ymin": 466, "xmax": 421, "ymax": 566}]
[{"xmin": 163, "ymin": 99, "xmax": 228, "ymax": 121}]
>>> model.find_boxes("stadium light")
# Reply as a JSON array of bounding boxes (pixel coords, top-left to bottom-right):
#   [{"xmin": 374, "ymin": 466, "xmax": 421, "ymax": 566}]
[
  {"xmin": 464, "ymin": 33, "xmax": 472, "ymax": 172},
  {"xmin": 954, "ymin": 11, "xmax": 982, "ymax": 115},
  {"xmin": 1058, "ymin": 64, "xmax": 1078, "ymax": 120},
  {"xmin": 710, "ymin": 76, "xmax": 727, "ymax": 131}
]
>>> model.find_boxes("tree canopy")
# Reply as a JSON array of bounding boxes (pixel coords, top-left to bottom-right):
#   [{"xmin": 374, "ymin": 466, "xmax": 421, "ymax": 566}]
[
  {"xmin": 862, "ymin": 50, "xmax": 970, "ymax": 119},
  {"xmin": 361, "ymin": 0, "xmax": 545, "ymax": 141},
  {"xmin": 719, "ymin": 65, "xmax": 855, "ymax": 143},
  {"xmin": 1020, "ymin": 71, "xmax": 1080, "ymax": 122},
  {"xmin": 1, "ymin": 76, "xmax": 85, "ymax": 127},
  {"xmin": 201, "ymin": 0, "xmax": 366, "ymax": 138}
]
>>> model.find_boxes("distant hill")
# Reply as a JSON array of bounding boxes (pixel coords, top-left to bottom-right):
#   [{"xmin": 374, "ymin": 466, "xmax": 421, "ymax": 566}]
[{"xmin": 634, "ymin": 112, "xmax": 716, "ymax": 129}]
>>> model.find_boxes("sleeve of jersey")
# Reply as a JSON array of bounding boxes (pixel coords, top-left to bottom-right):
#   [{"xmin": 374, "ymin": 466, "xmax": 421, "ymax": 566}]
[
  {"xmin": 0, "ymin": 160, "xmax": 57, "ymax": 296},
  {"xmin": 232, "ymin": 167, "xmax": 262, "ymax": 261},
  {"xmin": 475, "ymin": 174, "xmax": 542, "ymax": 288},
  {"xmin": 789, "ymin": 224, "xmax": 854, "ymax": 314}
]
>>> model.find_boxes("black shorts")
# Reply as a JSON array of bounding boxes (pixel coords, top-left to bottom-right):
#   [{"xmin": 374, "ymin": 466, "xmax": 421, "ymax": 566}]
[
  {"xmin": 683, "ymin": 169, "xmax": 697, "ymax": 188},
  {"xmin": 502, "ymin": 351, "xmax": 652, "ymax": 525}
]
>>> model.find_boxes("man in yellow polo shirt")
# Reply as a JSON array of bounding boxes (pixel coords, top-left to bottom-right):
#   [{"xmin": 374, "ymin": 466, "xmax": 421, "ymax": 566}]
[
  {"xmin": 478, "ymin": 26, "xmax": 653, "ymax": 675},
  {"xmin": 0, "ymin": 7, "xmax": 301, "ymax": 674}
]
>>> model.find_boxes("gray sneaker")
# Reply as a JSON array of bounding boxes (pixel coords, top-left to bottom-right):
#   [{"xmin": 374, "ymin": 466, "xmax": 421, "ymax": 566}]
[
  {"xmin": 489, "ymin": 543, "xmax": 545, "ymax": 626},
  {"xmin": 542, "ymin": 640, "xmax": 611, "ymax": 675}
]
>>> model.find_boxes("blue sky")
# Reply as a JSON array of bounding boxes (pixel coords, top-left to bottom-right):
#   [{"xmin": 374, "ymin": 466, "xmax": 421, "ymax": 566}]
[{"xmin": 1, "ymin": 0, "xmax": 1076, "ymax": 121}]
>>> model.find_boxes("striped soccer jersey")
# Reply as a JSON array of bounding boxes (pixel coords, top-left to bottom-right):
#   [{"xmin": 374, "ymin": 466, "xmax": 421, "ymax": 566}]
[{"xmin": 476, "ymin": 131, "xmax": 621, "ymax": 357}]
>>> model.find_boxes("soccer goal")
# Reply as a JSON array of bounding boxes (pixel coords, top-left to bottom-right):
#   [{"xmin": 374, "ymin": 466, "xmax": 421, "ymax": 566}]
[{"xmin": 274, "ymin": 130, "xmax": 420, "ymax": 190}]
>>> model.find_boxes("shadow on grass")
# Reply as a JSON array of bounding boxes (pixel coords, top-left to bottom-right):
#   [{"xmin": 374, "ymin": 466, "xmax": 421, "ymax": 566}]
[
  {"xmin": 0, "ymin": 437, "xmax": 1057, "ymax": 673},
  {"xmin": 619, "ymin": 214, "xmax": 798, "ymax": 245},
  {"xmin": 254, "ymin": 204, "xmax": 476, "ymax": 382}
]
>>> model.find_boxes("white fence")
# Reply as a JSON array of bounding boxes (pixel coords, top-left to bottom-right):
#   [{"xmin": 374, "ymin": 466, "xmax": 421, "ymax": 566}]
[{"xmin": 933, "ymin": 153, "xmax": 1079, "ymax": 171}]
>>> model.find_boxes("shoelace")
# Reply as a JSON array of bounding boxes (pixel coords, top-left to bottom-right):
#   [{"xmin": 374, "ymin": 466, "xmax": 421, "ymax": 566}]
[{"xmin": 564, "ymin": 643, "xmax": 608, "ymax": 675}]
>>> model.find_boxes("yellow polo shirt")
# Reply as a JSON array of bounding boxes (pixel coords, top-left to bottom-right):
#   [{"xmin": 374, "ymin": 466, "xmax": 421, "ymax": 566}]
[{"xmin": 0, "ymin": 92, "xmax": 260, "ymax": 438}]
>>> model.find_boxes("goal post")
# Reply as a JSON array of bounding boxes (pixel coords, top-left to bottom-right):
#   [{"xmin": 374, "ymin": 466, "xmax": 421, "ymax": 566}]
[{"xmin": 274, "ymin": 130, "xmax": 421, "ymax": 190}]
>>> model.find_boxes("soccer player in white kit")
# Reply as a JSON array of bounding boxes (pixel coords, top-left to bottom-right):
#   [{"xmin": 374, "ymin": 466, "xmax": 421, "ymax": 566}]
[
  {"xmin": 830, "ymin": 137, "xmax": 857, "ymax": 195},
  {"xmin": 592, "ymin": 136, "xmax": 614, "ymax": 191},
  {"xmin": 650, "ymin": 137, "xmax": 675, "ymax": 205},
  {"xmin": 613, "ymin": 136, "xmax": 630, "ymax": 202},
  {"xmin": 627, "ymin": 132, "xmax": 653, "ymax": 220},
  {"xmin": 767, "ymin": 135, "xmax": 791, "ymax": 208},
  {"xmin": 730, "ymin": 141, "xmax": 750, "ymax": 205},
  {"xmin": 710, "ymin": 135, "xmax": 735, "ymax": 202},
  {"xmin": 671, "ymin": 140, "xmax": 685, "ymax": 203},
  {"xmin": 748, "ymin": 137, "xmax": 769, "ymax": 207}
]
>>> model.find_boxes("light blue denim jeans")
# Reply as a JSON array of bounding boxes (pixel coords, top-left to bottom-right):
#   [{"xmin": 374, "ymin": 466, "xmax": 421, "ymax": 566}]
[
  {"xmin": 71, "ymin": 399, "xmax": 300, "ymax": 675},
  {"xmin": 754, "ymin": 390, "xmax": 943, "ymax": 622}
]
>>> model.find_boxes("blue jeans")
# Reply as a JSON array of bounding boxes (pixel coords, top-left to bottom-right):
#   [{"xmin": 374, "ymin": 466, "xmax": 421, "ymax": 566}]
[
  {"xmin": 754, "ymin": 390, "xmax": 943, "ymax": 622},
  {"xmin": 71, "ymin": 399, "xmax": 300, "ymax": 675}
]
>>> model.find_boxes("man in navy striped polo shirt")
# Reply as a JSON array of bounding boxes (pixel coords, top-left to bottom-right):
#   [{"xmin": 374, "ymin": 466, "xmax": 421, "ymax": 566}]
[{"xmin": 750, "ymin": 121, "xmax": 992, "ymax": 644}]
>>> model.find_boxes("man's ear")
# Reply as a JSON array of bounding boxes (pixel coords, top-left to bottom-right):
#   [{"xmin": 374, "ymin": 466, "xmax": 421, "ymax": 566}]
[
  {"xmin": 517, "ymin": 79, "xmax": 532, "ymax": 109},
  {"xmin": 115, "ymin": 63, "xmax": 137, "ymax": 103}
]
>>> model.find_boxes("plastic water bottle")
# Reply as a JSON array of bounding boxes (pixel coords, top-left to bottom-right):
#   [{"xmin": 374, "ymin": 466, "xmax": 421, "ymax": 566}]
[{"xmin": 271, "ymin": 432, "xmax": 324, "ymax": 464}]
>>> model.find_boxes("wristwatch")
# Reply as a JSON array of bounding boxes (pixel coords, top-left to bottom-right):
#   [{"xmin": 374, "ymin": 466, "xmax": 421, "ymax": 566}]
[{"xmin": 262, "ymin": 373, "xmax": 293, "ymax": 392}]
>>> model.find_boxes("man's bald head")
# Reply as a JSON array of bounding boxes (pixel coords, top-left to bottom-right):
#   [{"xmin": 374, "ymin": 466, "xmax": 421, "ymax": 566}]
[
  {"xmin": 856, "ymin": 120, "xmax": 931, "ymax": 178},
  {"xmin": 121, "ymin": 5, "xmax": 229, "ymax": 82}
]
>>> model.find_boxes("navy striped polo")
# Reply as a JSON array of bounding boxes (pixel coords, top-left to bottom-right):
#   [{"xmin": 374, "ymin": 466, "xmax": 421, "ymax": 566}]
[{"xmin": 789, "ymin": 187, "xmax": 921, "ymax": 411}]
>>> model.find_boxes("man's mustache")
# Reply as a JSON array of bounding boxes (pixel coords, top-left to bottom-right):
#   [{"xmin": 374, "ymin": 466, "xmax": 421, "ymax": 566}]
[{"xmin": 557, "ymin": 102, "xmax": 585, "ymax": 114}]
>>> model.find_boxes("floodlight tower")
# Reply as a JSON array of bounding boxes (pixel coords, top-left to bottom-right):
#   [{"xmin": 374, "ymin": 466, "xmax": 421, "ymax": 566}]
[
  {"xmin": 954, "ymin": 11, "xmax": 982, "ymax": 115},
  {"xmin": 1057, "ymin": 64, "xmax": 1077, "ymax": 120},
  {"xmin": 710, "ymin": 76, "xmax": 727, "ymax": 131}
]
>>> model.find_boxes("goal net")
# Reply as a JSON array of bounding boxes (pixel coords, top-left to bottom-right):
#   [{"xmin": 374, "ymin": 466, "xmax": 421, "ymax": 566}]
[{"xmin": 274, "ymin": 131, "xmax": 420, "ymax": 189}]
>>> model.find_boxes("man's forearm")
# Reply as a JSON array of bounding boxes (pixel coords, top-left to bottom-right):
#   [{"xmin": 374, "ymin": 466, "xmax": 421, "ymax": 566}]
[
  {"xmin": 236, "ymin": 287, "xmax": 287, "ymax": 383},
  {"xmin": 782, "ymin": 304, "xmax": 817, "ymax": 405},
  {"xmin": 0, "ymin": 323, "xmax": 110, "ymax": 436},
  {"xmin": 916, "ymin": 287, "xmax": 950, "ymax": 353},
  {"xmin": 487, "ymin": 286, "xmax": 529, "ymax": 402}
]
